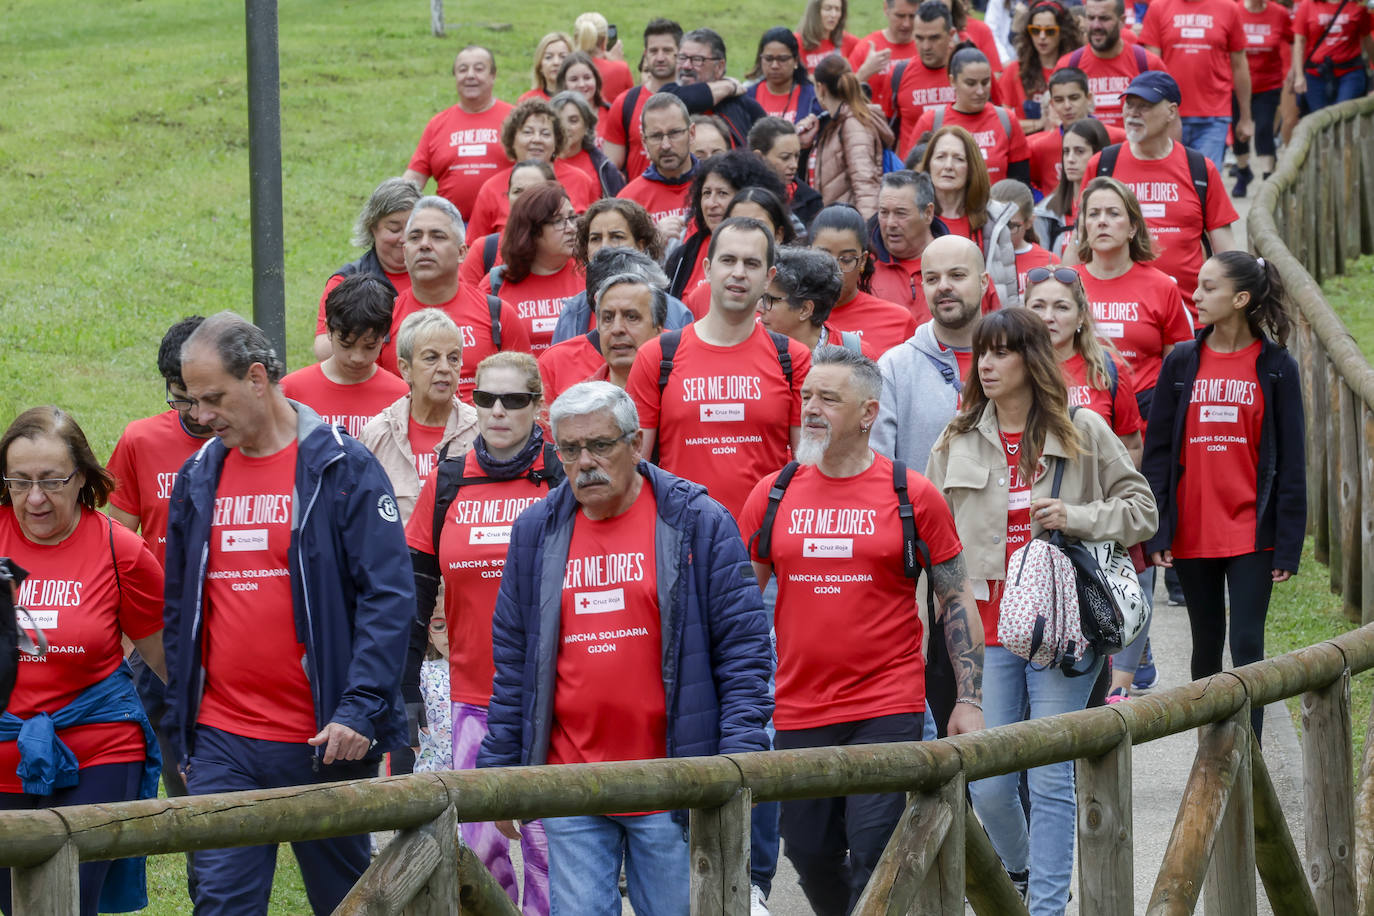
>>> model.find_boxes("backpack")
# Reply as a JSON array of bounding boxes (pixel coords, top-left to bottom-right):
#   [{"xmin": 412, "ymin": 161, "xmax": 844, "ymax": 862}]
[
  {"xmin": 749, "ymin": 458, "xmax": 936, "ymax": 617},
  {"xmin": 651, "ymin": 327, "xmax": 795, "ymax": 463},
  {"xmin": 1095, "ymin": 142, "xmax": 1212, "ymax": 256},
  {"xmin": 429, "ymin": 445, "xmax": 564, "ymax": 552},
  {"xmin": 620, "ymin": 86, "xmax": 645, "ymax": 145},
  {"xmin": 930, "ymin": 103, "xmax": 1011, "ymax": 140},
  {"xmin": 483, "ymin": 269, "xmax": 507, "ymax": 349},
  {"xmin": 887, "ymin": 62, "xmax": 1010, "ymax": 145},
  {"xmin": 838, "ymin": 330, "xmax": 864, "ymax": 353},
  {"xmin": 480, "ymin": 233, "xmax": 500, "ymax": 277}
]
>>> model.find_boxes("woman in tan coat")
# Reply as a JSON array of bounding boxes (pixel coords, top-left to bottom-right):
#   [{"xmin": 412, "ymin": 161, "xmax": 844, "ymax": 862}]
[{"xmin": 807, "ymin": 55, "xmax": 893, "ymax": 220}]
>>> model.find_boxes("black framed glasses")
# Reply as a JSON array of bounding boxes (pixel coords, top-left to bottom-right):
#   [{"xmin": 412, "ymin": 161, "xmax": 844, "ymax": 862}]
[
  {"xmin": 3, "ymin": 471, "xmax": 79, "ymax": 493},
  {"xmin": 166, "ymin": 385, "xmax": 194, "ymax": 412},
  {"xmin": 757, "ymin": 292, "xmax": 795, "ymax": 313},
  {"xmin": 1025, "ymin": 266, "xmax": 1082, "ymax": 287},
  {"xmin": 676, "ymin": 53, "xmax": 721, "ymax": 67},
  {"xmin": 554, "ymin": 434, "xmax": 632, "ymax": 463},
  {"xmin": 472, "ymin": 390, "xmax": 536, "ymax": 410}
]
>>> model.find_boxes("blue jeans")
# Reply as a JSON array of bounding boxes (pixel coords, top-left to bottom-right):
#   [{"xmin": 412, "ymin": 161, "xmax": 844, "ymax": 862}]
[
  {"xmin": 969, "ymin": 647, "xmax": 1103, "ymax": 916},
  {"xmin": 750, "ymin": 583, "xmax": 781, "ymax": 896},
  {"xmin": 1180, "ymin": 116, "xmax": 1231, "ymax": 171},
  {"xmin": 1304, "ymin": 66, "xmax": 1368, "ymax": 114},
  {"xmin": 544, "ymin": 812, "xmax": 689, "ymax": 916}
]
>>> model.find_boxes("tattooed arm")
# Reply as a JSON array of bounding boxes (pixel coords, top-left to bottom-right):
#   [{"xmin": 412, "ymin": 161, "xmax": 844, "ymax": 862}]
[{"xmin": 930, "ymin": 551, "xmax": 985, "ymax": 736}]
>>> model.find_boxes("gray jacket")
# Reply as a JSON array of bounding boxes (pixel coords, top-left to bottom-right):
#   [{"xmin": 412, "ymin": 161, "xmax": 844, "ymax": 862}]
[
  {"xmin": 871, "ymin": 322, "xmax": 963, "ymax": 470},
  {"xmin": 982, "ymin": 198, "xmax": 1021, "ymax": 310}
]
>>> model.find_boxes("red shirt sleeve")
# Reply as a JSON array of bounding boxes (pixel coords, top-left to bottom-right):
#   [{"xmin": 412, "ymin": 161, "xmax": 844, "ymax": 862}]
[
  {"xmin": 603, "ymin": 90, "xmax": 631, "ymax": 146},
  {"xmin": 912, "ymin": 108, "xmax": 936, "ymax": 145},
  {"xmin": 406, "ymin": 471, "xmax": 439, "ymax": 553},
  {"xmin": 625, "ymin": 335, "xmax": 666, "ymax": 430},
  {"xmin": 1225, "ymin": 4, "xmax": 1247, "ymax": 52},
  {"xmin": 1109, "ymin": 358, "xmax": 1145, "ymax": 436},
  {"xmin": 105, "ymin": 434, "xmax": 141, "ymax": 516},
  {"xmin": 1007, "ymin": 110, "xmax": 1031, "ymax": 162},
  {"xmin": 112, "ymin": 523, "xmax": 165, "ymax": 640},
  {"xmin": 1201, "ymin": 156, "xmax": 1240, "ymax": 230},
  {"xmin": 1140, "ymin": 5, "xmax": 1163, "ymax": 47}
]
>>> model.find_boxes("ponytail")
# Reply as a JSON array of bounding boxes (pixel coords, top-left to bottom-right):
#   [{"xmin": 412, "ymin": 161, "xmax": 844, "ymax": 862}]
[
  {"xmin": 1215, "ymin": 250, "xmax": 1292, "ymax": 347},
  {"xmin": 814, "ymin": 55, "xmax": 879, "ymax": 131}
]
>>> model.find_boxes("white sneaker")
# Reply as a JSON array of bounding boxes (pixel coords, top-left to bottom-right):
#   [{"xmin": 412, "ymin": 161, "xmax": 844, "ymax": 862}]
[{"xmin": 750, "ymin": 884, "xmax": 769, "ymax": 915}]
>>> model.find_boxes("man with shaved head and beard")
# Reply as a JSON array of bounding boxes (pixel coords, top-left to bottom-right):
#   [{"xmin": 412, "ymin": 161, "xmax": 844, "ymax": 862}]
[{"xmin": 740, "ymin": 345, "xmax": 983, "ymax": 913}]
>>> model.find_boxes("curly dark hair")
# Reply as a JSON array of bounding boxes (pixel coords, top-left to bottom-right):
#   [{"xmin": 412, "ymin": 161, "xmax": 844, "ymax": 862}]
[
  {"xmin": 1014, "ymin": 0, "xmax": 1084, "ymax": 101},
  {"xmin": 687, "ymin": 149, "xmax": 788, "ymax": 238},
  {"xmin": 574, "ymin": 198, "xmax": 665, "ymax": 264},
  {"xmin": 500, "ymin": 100, "xmax": 564, "ymax": 161}
]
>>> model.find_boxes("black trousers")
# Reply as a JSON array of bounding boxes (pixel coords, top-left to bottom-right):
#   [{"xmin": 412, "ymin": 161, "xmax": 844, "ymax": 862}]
[{"xmin": 775, "ymin": 713, "xmax": 924, "ymax": 915}]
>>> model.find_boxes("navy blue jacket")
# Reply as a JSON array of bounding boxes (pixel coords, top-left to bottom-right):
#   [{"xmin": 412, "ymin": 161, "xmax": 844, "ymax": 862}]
[
  {"xmin": 478, "ymin": 461, "xmax": 772, "ymax": 774},
  {"xmin": 162, "ymin": 402, "xmax": 415, "ymax": 764},
  {"xmin": 1142, "ymin": 328, "xmax": 1306, "ymax": 572}
]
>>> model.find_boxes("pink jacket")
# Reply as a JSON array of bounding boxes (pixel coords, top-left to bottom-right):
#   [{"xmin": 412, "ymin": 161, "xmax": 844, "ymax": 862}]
[{"xmin": 809, "ymin": 102, "xmax": 895, "ymax": 219}]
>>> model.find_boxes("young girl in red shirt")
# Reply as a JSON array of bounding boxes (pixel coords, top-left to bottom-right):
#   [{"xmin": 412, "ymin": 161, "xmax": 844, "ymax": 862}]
[{"xmin": 1142, "ymin": 251, "xmax": 1305, "ymax": 739}]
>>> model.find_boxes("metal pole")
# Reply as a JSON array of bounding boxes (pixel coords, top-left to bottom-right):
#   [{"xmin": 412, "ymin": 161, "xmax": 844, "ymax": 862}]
[{"xmin": 244, "ymin": 0, "xmax": 287, "ymax": 357}]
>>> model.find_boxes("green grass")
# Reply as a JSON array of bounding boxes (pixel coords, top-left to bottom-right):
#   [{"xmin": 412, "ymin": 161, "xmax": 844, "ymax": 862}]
[
  {"xmin": 1319, "ymin": 253, "xmax": 1374, "ymax": 366},
  {"xmin": 1265, "ymin": 536, "xmax": 1374, "ymax": 767},
  {"xmin": 0, "ymin": 0, "xmax": 889, "ymax": 460}
]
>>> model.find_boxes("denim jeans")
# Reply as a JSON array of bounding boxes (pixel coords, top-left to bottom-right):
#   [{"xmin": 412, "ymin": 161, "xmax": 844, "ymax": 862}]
[
  {"xmin": 1180, "ymin": 116, "xmax": 1231, "ymax": 171},
  {"xmin": 543, "ymin": 812, "xmax": 689, "ymax": 916},
  {"xmin": 1304, "ymin": 66, "xmax": 1368, "ymax": 114},
  {"xmin": 969, "ymin": 647, "xmax": 1102, "ymax": 916}
]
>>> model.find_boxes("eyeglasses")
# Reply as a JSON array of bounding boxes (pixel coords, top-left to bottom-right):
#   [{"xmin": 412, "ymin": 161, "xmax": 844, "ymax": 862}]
[
  {"xmin": 1025, "ymin": 266, "xmax": 1082, "ymax": 287},
  {"xmin": 472, "ymin": 390, "xmax": 537, "ymax": 410},
  {"xmin": 1027, "ymin": 25, "xmax": 1060, "ymax": 37},
  {"xmin": 676, "ymin": 53, "xmax": 721, "ymax": 67},
  {"xmin": 3, "ymin": 471, "xmax": 79, "ymax": 493},
  {"xmin": 167, "ymin": 390, "xmax": 194, "ymax": 411},
  {"xmin": 644, "ymin": 127, "xmax": 689, "ymax": 146},
  {"xmin": 761, "ymin": 54, "xmax": 795, "ymax": 65},
  {"xmin": 757, "ymin": 292, "xmax": 795, "ymax": 313},
  {"xmin": 545, "ymin": 213, "xmax": 578, "ymax": 229},
  {"xmin": 829, "ymin": 252, "xmax": 863, "ymax": 270},
  {"xmin": 554, "ymin": 433, "xmax": 632, "ymax": 462}
]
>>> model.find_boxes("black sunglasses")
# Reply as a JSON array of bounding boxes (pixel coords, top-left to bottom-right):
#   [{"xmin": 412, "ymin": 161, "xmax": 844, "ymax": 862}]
[
  {"xmin": 1025, "ymin": 266, "xmax": 1082, "ymax": 287},
  {"xmin": 472, "ymin": 390, "xmax": 536, "ymax": 410}
]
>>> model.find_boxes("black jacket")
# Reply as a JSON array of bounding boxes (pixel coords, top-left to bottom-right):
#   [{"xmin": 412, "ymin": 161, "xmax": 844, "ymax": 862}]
[{"xmin": 1142, "ymin": 327, "xmax": 1306, "ymax": 572}]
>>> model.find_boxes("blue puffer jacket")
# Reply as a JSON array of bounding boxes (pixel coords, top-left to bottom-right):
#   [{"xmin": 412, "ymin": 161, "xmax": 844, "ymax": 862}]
[
  {"xmin": 478, "ymin": 461, "xmax": 772, "ymax": 774},
  {"xmin": 162, "ymin": 402, "xmax": 415, "ymax": 765}
]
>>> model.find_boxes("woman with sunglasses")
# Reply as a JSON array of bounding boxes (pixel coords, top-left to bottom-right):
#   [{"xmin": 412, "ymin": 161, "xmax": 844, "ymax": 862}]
[
  {"xmin": 925, "ymin": 308, "xmax": 1155, "ymax": 912},
  {"xmin": 405, "ymin": 351, "xmax": 563, "ymax": 915},
  {"xmin": 808, "ymin": 204, "xmax": 917, "ymax": 355},
  {"xmin": 479, "ymin": 183, "xmax": 584, "ymax": 356},
  {"xmin": 0, "ymin": 407, "xmax": 166, "ymax": 916},
  {"xmin": 998, "ymin": 0, "xmax": 1084, "ymax": 134}
]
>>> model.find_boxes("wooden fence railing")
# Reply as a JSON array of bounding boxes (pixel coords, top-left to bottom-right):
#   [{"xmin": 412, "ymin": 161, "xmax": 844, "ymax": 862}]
[
  {"xmin": 1248, "ymin": 94, "xmax": 1374, "ymax": 625},
  {"xmin": 3, "ymin": 626, "xmax": 1374, "ymax": 915}
]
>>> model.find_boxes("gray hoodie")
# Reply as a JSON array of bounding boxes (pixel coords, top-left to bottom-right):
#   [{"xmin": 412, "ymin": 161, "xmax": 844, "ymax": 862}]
[{"xmin": 871, "ymin": 322, "xmax": 963, "ymax": 471}]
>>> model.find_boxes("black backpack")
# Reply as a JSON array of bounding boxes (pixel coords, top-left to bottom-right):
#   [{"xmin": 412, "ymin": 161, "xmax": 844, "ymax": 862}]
[
  {"xmin": 0, "ymin": 558, "xmax": 25, "ymax": 712},
  {"xmin": 1095, "ymin": 142, "xmax": 1212, "ymax": 257},
  {"xmin": 429, "ymin": 444, "xmax": 564, "ymax": 552}
]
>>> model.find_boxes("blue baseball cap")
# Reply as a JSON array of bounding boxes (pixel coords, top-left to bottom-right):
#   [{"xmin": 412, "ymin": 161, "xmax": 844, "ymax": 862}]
[{"xmin": 1120, "ymin": 71, "xmax": 1182, "ymax": 105}]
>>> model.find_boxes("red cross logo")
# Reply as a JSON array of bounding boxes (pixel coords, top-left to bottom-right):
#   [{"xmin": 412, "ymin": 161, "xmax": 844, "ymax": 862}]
[
  {"xmin": 704, "ymin": 408, "xmax": 714, "ymax": 417},
  {"xmin": 227, "ymin": 535, "xmax": 236, "ymax": 545},
  {"xmin": 475, "ymin": 530, "xmax": 484, "ymax": 539},
  {"xmin": 581, "ymin": 598, "xmax": 591, "ymax": 609},
  {"xmin": 807, "ymin": 542, "xmax": 816, "ymax": 551}
]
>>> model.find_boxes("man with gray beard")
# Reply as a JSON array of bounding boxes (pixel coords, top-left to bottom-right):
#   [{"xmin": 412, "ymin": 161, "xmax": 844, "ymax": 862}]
[{"xmin": 739, "ymin": 346, "xmax": 983, "ymax": 915}]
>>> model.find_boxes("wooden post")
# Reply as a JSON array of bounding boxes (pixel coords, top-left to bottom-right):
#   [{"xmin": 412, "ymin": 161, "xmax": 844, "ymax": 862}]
[
  {"xmin": 336, "ymin": 804, "xmax": 464, "ymax": 916},
  {"xmin": 1076, "ymin": 732, "xmax": 1133, "ymax": 915},
  {"xmin": 1362, "ymin": 405, "xmax": 1374, "ymax": 625},
  {"xmin": 10, "ymin": 840, "xmax": 78, "ymax": 915},
  {"xmin": 1147, "ymin": 716, "xmax": 1243, "ymax": 915},
  {"xmin": 1339, "ymin": 383, "xmax": 1363, "ymax": 622},
  {"xmin": 429, "ymin": 0, "xmax": 444, "ymax": 37},
  {"xmin": 854, "ymin": 774, "xmax": 964, "ymax": 915},
  {"xmin": 1303, "ymin": 670, "xmax": 1358, "ymax": 915},
  {"xmin": 689, "ymin": 787, "xmax": 751, "ymax": 916},
  {"xmin": 1203, "ymin": 706, "xmax": 1256, "ymax": 916},
  {"xmin": 1304, "ymin": 333, "xmax": 1330, "ymax": 562},
  {"xmin": 1252, "ymin": 733, "xmax": 1319, "ymax": 916},
  {"xmin": 407, "ymin": 804, "xmax": 458, "ymax": 916},
  {"xmin": 963, "ymin": 803, "xmax": 1029, "ymax": 916},
  {"xmin": 1328, "ymin": 362, "xmax": 1345, "ymax": 598},
  {"xmin": 457, "ymin": 843, "xmax": 519, "ymax": 916}
]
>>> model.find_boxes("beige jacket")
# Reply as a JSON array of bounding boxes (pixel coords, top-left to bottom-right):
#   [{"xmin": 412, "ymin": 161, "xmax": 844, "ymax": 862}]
[
  {"xmin": 924, "ymin": 403, "xmax": 1157, "ymax": 581},
  {"xmin": 358, "ymin": 394, "xmax": 478, "ymax": 523},
  {"xmin": 810, "ymin": 102, "xmax": 895, "ymax": 220}
]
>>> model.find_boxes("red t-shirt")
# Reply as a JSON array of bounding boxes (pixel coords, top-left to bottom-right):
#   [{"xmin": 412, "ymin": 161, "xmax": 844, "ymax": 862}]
[
  {"xmin": 106, "ymin": 410, "xmax": 207, "ymax": 567},
  {"xmin": 826, "ymin": 290, "xmax": 919, "ymax": 355},
  {"xmin": 941, "ymin": 214, "xmax": 972, "ymax": 240},
  {"xmin": 750, "ymin": 82, "xmax": 809, "ymax": 122},
  {"xmin": 996, "ymin": 61, "xmax": 1052, "ymax": 122},
  {"xmin": 197, "ymin": 442, "xmax": 316, "ymax": 742},
  {"xmin": 627, "ymin": 322, "xmax": 811, "ymax": 520},
  {"xmin": 1027, "ymin": 124, "xmax": 1127, "ymax": 196},
  {"xmin": 1061, "ymin": 352, "xmax": 1145, "ymax": 436},
  {"xmin": 1054, "ymin": 45, "xmax": 1167, "ymax": 128},
  {"xmin": 382, "ymin": 285, "xmax": 533, "ymax": 401},
  {"xmin": 280, "ymin": 363, "xmax": 408, "ymax": 440},
  {"xmin": 617, "ymin": 174, "xmax": 694, "ymax": 226},
  {"xmin": 407, "ymin": 418, "xmax": 446, "ymax": 483},
  {"xmin": 1013, "ymin": 243, "xmax": 1059, "ymax": 299},
  {"xmin": 1077, "ymin": 262, "xmax": 1194, "ymax": 392},
  {"xmin": 538, "ymin": 333, "xmax": 606, "ymax": 403},
  {"xmin": 560, "ymin": 148, "xmax": 602, "ymax": 192},
  {"xmin": 517, "ymin": 88, "xmax": 551, "ymax": 104},
  {"xmin": 407, "ymin": 101, "xmax": 514, "ymax": 218},
  {"xmin": 961, "ymin": 19, "xmax": 1005, "ymax": 76},
  {"xmin": 458, "ymin": 232, "xmax": 503, "ymax": 288},
  {"xmin": 593, "ymin": 57, "xmax": 635, "ymax": 104},
  {"xmin": 406, "ymin": 449, "xmax": 556, "ymax": 706},
  {"xmin": 1141, "ymin": 0, "xmax": 1247, "ymax": 117},
  {"xmin": 976, "ymin": 431, "xmax": 1033, "ymax": 646},
  {"xmin": 894, "ymin": 61, "xmax": 957, "ymax": 157},
  {"xmin": 938, "ymin": 340, "xmax": 975, "ymax": 401},
  {"xmin": 1240, "ymin": 2, "xmax": 1295, "ymax": 92},
  {"xmin": 315, "ymin": 268, "xmax": 410, "ymax": 336},
  {"xmin": 1084, "ymin": 141, "xmax": 1239, "ymax": 299},
  {"xmin": 464, "ymin": 161, "xmax": 602, "ymax": 244},
  {"xmin": 603, "ymin": 86, "xmax": 653, "ymax": 181},
  {"xmin": 797, "ymin": 32, "xmax": 861, "ymax": 73},
  {"xmin": 1172, "ymin": 339, "xmax": 1265, "ymax": 558},
  {"xmin": 910, "ymin": 105, "xmax": 1030, "ymax": 184},
  {"xmin": 0, "ymin": 510, "xmax": 163, "ymax": 792},
  {"xmin": 1293, "ymin": 0, "xmax": 1372, "ymax": 74},
  {"xmin": 478, "ymin": 259, "xmax": 582, "ymax": 354},
  {"xmin": 740, "ymin": 455, "xmax": 962, "ymax": 728},
  {"xmin": 848, "ymin": 31, "xmax": 919, "ymax": 117},
  {"xmin": 548, "ymin": 484, "xmax": 666, "ymax": 765}
]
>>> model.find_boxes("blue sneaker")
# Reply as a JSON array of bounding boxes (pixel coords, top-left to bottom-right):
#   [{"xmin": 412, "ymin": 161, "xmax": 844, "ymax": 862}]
[{"xmin": 1132, "ymin": 640, "xmax": 1159, "ymax": 691}]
